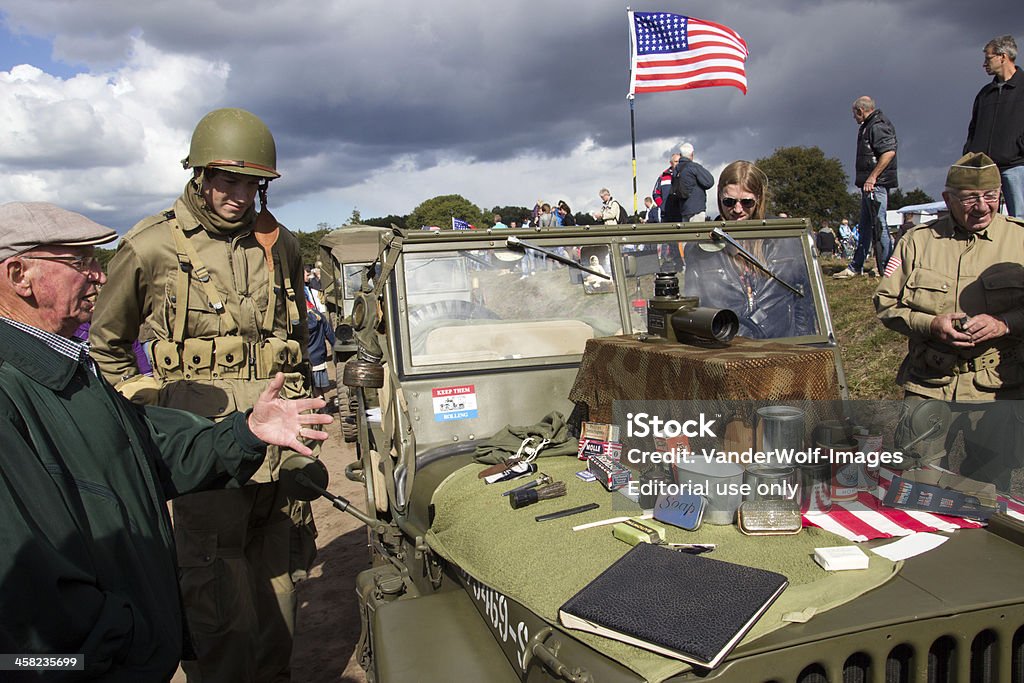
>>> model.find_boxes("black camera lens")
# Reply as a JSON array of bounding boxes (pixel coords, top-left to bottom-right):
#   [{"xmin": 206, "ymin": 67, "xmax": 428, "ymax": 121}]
[{"xmin": 654, "ymin": 272, "xmax": 680, "ymax": 298}]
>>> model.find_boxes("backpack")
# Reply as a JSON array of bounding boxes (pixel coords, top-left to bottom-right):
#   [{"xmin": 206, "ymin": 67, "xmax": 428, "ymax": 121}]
[
  {"xmin": 617, "ymin": 202, "xmax": 630, "ymax": 224},
  {"xmin": 669, "ymin": 164, "xmax": 690, "ymax": 203}
]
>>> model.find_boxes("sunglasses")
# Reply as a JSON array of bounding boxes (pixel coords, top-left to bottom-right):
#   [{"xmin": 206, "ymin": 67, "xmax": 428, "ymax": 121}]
[{"xmin": 721, "ymin": 197, "xmax": 757, "ymax": 210}]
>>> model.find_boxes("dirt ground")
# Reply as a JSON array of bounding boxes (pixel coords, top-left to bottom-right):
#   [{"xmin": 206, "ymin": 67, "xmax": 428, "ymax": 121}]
[{"xmin": 172, "ymin": 414, "xmax": 371, "ymax": 683}]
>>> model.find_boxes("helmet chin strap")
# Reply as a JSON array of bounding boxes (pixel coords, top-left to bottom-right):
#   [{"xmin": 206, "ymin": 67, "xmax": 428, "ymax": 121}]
[{"xmin": 254, "ymin": 181, "xmax": 279, "ymax": 271}]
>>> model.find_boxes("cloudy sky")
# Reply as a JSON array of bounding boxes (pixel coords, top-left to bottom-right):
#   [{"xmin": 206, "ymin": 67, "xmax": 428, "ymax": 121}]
[{"xmin": 0, "ymin": 0, "xmax": 1019, "ymax": 233}]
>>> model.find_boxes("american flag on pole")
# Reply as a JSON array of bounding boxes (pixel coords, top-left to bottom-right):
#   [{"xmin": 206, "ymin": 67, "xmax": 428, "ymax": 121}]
[{"xmin": 628, "ymin": 11, "xmax": 749, "ymax": 96}]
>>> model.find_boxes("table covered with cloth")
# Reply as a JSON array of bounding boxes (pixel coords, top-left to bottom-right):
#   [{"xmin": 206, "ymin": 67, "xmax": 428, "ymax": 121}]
[
  {"xmin": 568, "ymin": 335, "xmax": 843, "ymax": 424},
  {"xmin": 425, "ymin": 456, "xmax": 900, "ymax": 683}
]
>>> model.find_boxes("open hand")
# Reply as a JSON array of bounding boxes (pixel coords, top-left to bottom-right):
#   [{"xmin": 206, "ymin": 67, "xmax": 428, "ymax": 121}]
[{"xmin": 247, "ymin": 373, "xmax": 333, "ymax": 455}]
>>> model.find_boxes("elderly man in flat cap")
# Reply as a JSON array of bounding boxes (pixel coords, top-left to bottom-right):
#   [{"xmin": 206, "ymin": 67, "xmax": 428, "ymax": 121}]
[
  {"xmin": 0, "ymin": 202, "xmax": 331, "ymax": 680},
  {"xmin": 876, "ymin": 153, "xmax": 1024, "ymax": 488}
]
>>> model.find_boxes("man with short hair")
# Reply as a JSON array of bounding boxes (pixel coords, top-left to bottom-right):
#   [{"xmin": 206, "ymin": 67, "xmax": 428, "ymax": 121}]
[
  {"xmin": 835, "ymin": 96, "xmax": 898, "ymax": 279},
  {"xmin": 666, "ymin": 142, "xmax": 715, "ymax": 222},
  {"xmin": 91, "ymin": 108, "xmax": 315, "ymax": 682},
  {"xmin": 643, "ymin": 196, "xmax": 658, "ymax": 223},
  {"xmin": 651, "ymin": 152, "xmax": 680, "ymax": 220},
  {"xmin": 875, "ymin": 153, "xmax": 1024, "ymax": 488},
  {"xmin": 492, "ymin": 213, "xmax": 508, "ymax": 229},
  {"xmin": 597, "ymin": 188, "xmax": 624, "ymax": 225},
  {"xmin": 0, "ymin": 201, "xmax": 329, "ymax": 680},
  {"xmin": 964, "ymin": 35, "xmax": 1024, "ymax": 218}
]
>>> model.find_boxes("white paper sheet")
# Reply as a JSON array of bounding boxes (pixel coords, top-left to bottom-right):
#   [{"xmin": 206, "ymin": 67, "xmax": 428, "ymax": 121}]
[{"xmin": 870, "ymin": 532, "xmax": 948, "ymax": 561}]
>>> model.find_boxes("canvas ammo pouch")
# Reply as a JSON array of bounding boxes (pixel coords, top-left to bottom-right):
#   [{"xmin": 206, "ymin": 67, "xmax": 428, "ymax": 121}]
[
  {"xmin": 153, "ymin": 336, "xmax": 302, "ymax": 381},
  {"xmin": 255, "ymin": 337, "xmax": 303, "ymax": 379}
]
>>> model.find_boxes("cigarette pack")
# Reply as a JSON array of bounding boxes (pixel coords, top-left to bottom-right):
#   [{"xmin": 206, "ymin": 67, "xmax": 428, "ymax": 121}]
[
  {"xmin": 577, "ymin": 422, "xmax": 622, "ymax": 461},
  {"xmin": 578, "ymin": 439, "xmax": 623, "ymax": 461},
  {"xmin": 581, "ymin": 421, "xmax": 621, "ymax": 442},
  {"xmin": 589, "ymin": 455, "xmax": 631, "ymax": 491}
]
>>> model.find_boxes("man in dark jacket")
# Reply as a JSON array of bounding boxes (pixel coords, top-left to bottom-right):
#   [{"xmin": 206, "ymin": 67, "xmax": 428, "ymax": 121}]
[
  {"xmin": 665, "ymin": 142, "xmax": 715, "ymax": 222},
  {"xmin": 0, "ymin": 202, "xmax": 330, "ymax": 681},
  {"xmin": 834, "ymin": 96, "xmax": 898, "ymax": 279},
  {"xmin": 964, "ymin": 35, "xmax": 1024, "ymax": 218}
]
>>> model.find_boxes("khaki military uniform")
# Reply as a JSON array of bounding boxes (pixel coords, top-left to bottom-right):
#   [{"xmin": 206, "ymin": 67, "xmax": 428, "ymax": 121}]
[
  {"xmin": 875, "ymin": 213, "xmax": 1024, "ymax": 488},
  {"xmin": 90, "ymin": 193, "xmax": 313, "ymax": 682}
]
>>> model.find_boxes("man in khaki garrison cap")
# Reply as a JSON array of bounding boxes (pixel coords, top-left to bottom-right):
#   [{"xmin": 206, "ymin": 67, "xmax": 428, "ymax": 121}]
[{"xmin": 875, "ymin": 153, "xmax": 1024, "ymax": 491}]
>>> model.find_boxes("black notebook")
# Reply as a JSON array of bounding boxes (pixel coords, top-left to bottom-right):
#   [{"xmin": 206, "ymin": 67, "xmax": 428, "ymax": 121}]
[{"xmin": 558, "ymin": 543, "xmax": 789, "ymax": 669}]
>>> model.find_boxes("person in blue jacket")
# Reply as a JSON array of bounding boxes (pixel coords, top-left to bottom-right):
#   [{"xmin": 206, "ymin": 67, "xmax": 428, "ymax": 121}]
[{"xmin": 306, "ymin": 299, "xmax": 337, "ymax": 405}]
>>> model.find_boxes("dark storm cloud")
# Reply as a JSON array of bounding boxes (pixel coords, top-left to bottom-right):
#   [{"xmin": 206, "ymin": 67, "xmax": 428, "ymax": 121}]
[{"xmin": 1, "ymin": 0, "xmax": 1021, "ymax": 213}]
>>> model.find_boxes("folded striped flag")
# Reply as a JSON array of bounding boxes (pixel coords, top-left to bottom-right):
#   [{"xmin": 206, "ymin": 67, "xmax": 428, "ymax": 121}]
[{"xmin": 803, "ymin": 467, "xmax": 1024, "ymax": 542}]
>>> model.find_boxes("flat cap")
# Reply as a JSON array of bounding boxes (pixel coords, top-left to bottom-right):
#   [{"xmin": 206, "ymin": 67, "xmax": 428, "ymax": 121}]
[
  {"xmin": 0, "ymin": 202, "xmax": 117, "ymax": 260},
  {"xmin": 946, "ymin": 152, "xmax": 1002, "ymax": 191}
]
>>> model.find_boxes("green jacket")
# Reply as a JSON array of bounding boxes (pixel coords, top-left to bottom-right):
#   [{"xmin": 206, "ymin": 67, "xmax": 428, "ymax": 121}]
[
  {"xmin": 89, "ymin": 193, "xmax": 308, "ymax": 481},
  {"xmin": 0, "ymin": 322, "xmax": 266, "ymax": 680}
]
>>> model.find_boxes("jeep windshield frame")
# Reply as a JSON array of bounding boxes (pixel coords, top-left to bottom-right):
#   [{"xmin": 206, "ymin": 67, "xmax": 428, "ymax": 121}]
[{"xmin": 385, "ymin": 220, "xmax": 837, "ymax": 379}]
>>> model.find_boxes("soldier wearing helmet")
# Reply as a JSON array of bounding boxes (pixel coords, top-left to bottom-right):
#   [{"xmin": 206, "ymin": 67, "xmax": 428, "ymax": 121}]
[{"xmin": 90, "ymin": 108, "xmax": 315, "ymax": 682}]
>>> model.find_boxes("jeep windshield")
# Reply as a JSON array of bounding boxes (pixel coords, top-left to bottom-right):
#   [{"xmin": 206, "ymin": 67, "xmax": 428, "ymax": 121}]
[
  {"xmin": 394, "ymin": 224, "xmax": 826, "ymax": 373},
  {"xmin": 400, "ymin": 244, "xmax": 623, "ymax": 368}
]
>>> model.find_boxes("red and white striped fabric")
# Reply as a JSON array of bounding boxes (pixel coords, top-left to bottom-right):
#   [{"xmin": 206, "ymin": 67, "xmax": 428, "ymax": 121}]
[{"xmin": 802, "ymin": 468, "xmax": 1024, "ymax": 542}]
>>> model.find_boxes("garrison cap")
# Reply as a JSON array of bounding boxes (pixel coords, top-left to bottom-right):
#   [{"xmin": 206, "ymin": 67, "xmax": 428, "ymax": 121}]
[
  {"xmin": 946, "ymin": 153, "xmax": 1002, "ymax": 191},
  {"xmin": 0, "ymin": 202, "xmax": 117, "ymax": 260}
]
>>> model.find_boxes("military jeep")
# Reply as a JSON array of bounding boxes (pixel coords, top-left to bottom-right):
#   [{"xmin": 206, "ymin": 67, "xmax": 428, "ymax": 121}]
[{"xmin": 315, "ymin": 221, "xmax": 1024, "ymax": 683}]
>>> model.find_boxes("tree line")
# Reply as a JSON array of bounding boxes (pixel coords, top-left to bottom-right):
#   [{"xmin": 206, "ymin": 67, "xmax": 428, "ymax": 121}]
[{"xmin": 95, "ymin": 145, "xmax": 933, "ymax": 267}]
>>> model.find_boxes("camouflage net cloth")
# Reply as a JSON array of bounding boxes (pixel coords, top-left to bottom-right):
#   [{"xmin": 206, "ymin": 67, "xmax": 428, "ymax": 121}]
[{"xmin": 568, "ymin": 335, "xmax": 845, "ymax": 452}]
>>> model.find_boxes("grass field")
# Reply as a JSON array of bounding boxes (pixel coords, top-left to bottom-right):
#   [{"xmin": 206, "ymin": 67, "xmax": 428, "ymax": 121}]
[{"xmin": 819, "ymin": 256, "xmax": 905, "ymax": 400}]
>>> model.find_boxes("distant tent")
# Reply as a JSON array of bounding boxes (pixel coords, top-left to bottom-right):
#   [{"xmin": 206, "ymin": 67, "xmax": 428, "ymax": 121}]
[{"xmin": 897, "ymin": 201, "xmax": 947, "ymax": 226}]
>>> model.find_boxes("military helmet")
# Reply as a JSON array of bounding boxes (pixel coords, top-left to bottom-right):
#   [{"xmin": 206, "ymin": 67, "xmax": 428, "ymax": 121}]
[{"xmin": 183, "ymin": 108, "xmax": 280, "ymax": 179}]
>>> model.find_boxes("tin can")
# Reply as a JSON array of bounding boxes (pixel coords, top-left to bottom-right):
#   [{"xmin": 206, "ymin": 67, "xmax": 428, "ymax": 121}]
[
  {"xmin": 813, "ymin": 420, "xmax": 858, "ymax": 502},
  {"xmin": 800, "ymin": 460, "xmax": 832, "ymax": 513},
  {"xmin": 853, "ymin": 426, "xmax": 882, "ymax": 492}
]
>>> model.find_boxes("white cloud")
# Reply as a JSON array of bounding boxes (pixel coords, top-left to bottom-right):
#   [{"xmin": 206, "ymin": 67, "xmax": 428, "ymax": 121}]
[
  {"xmin": 0, "ymin": 0, "xmax": 1011, "ymax": 231},
  {"xmin": 0, "ymin": 36, "xmax": 229, "ymax": 226},
  {"xmin": 311, "ymin": 137, "xmax": 688, "ymax": 220}
]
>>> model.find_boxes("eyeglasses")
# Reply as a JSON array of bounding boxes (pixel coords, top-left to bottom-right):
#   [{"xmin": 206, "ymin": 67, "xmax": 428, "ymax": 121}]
[
  {"xmin": 23, "ymin": 254, "xmax": 102, "ymax": 274},
  {"xmin": 953, "ymin": 191, "xmax": 1000, "ymax": 210},
  {"xmin": 721, "ymin": 197, "xmax": 757, "ymax": 210},
  {"xmin": 984, "ymin": 53, "xmax": 1003, "ymax": 63}
]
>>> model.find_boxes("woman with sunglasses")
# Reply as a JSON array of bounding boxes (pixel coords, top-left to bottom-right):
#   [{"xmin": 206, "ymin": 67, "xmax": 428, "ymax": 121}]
[{"xmin": 682, "ymin": 161, "xmax": 816, "ymax": 339}]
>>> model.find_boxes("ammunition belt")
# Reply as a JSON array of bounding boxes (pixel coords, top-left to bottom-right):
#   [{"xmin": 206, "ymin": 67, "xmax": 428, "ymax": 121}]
[{"xmin": 152, "ymin": 336, "xmax": 302, "ymax": 381}]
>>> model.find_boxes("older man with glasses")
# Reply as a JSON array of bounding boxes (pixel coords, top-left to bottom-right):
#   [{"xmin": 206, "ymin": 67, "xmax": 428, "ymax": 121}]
[
  {"xmin": 0, "ymin": 201, "xmax": 330, "ymax": 680},
  {"xmin": 875, "ymin": 153, "xmax": 1024, "ymax": 490}
]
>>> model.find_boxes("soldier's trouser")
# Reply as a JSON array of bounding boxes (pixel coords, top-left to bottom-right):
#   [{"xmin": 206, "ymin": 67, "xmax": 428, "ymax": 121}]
[
  {"xmin": 174, "ymin": 482, "xmax": 300, "ymax": 683},
  {"xmin": 896, "ymin": 393, "xmax": 1021, "ymax": 491}
]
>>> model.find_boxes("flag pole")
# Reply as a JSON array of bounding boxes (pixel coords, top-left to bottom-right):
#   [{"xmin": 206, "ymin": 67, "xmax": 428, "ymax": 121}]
[
  {"xmin": 629, "ymin": 95, "xmax": 637, "ymax": 217},
  {"xmin": 626, "ymin": 7, "xmax": 637, "ymax": 218}
]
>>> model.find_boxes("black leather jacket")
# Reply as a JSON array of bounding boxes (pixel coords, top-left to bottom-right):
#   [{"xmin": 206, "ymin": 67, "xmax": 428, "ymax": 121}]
[
  {"xmin": 855, "ymin": 109, "xmax": 898, "ymax": 188},
  {"xmin": 682, "ymin": 238, "xmax": 816, "ymax": 339},
  {"xmin": 964, "ymin": 66, "xmax": 1024, "ymax": 170}
]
